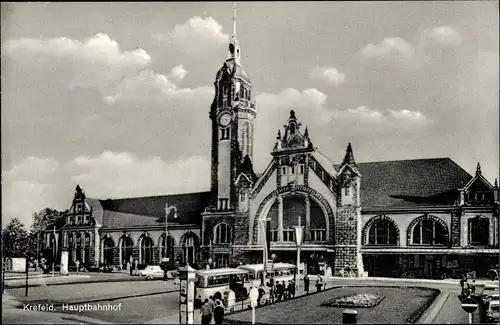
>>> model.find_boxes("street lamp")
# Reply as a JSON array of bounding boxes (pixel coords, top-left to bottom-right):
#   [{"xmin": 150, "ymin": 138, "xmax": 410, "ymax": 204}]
[
  {"xmin": 164, "ymin": 203, "xmax": 177, "ymax": 279},
  {"xmin": 259, "ymin": 218, "xmax": 271, "ymax": 286},
  {"xmin": 293, "ymin": 216, "xmax": 304, "ymax": 290},
  {"xmin": 270, "ymin": 252, "xmax": 276, "ymax": 303}
]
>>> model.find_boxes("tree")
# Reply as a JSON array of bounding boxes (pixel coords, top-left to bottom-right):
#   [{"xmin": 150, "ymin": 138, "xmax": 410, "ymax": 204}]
[
  {"xmin": 30, "ymin": 208, "xmax": 65, "ymax": 234},
  {"xmin": 2, "ymin": 218, "xmax": 28, "ymax": 257}
]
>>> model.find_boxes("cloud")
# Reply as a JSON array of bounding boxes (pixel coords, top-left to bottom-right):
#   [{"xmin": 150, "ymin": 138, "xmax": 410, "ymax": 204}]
[
  {"xmin": 168, "ymin": 64, "xmax": 188, "ymax": 82},
  {"xmin": 104, "ymin": 70, "xmax": 213, "ymax": 106},
  {"xmin": 333, "ymin": 106, "xmax": 430, "ymax": 126},
  {"xmin": 361, "ymin": 37, "xmax": 415, "ymax": 59},
  {"xmin": 424, "ymin": 26, "xmax": 462, "ymax": 45},
  {"xmin": 2, "ymin": 153, "xmax": 210, "ymax": 227},
  {"xmin": 154, "ymin": 16, "xmax": 230, "ymax": 53},
  {"xmin": 66, "ymin": 151, "xmax": 210, "ymax": 198},
  {"xmin": 310, "ymin": 67, "xmax": 346, "ymax": 86},
  {"xmin": 3, "ymin": 33, "xmax": 151, "ymax": 67}
]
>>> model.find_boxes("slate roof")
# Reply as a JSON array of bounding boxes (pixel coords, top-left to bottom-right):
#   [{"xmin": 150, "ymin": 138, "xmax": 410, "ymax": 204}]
[
  {"xmin": 87, "ymin": 191, "xmax": 211, "ymax": 229},
  {"xmin": 83, "ymin": 158, "xmax": 473, "ymax": 229},
  {"xmin": 334, "ymin": 158, "xmax": 473, "ymax": 208}
]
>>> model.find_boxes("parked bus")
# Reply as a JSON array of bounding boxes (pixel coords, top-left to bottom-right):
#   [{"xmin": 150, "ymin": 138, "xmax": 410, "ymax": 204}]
[
  {"xmin": 237, "ymin": 263, "xmax": 297, "ymax": 288},
  {"xmin": 195, "ymin": 268, "xmax": 250, "ymax": 306}
]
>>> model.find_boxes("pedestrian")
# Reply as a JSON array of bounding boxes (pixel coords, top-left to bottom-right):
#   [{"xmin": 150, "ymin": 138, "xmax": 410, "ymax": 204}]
[
  {"xmin": 471, "ymin": 280, "xmax": 476, "ymax": 295},
  {"xmin": 459, "ymin": 275, "xmax": 466, "ymax": 297},
  {"xmin": 227, "ymin": 289, "xmax": 235, "ymax": 312},
  {"xmin": 258, "ymin": 285, "xmax": 264, "ymax": 306},
  {"xmin": 214, "ymin": 300, "xmax": 225, "ymax": 324},
  {"xmin": 288, "ymin": 280, "xmax": 295, "ymax": 300},
  {"xmin": 76, "ymin": 260, "xmax": 80, "ymax": 274},
  {"xmin": 304, "ymin": 274, "xmax": 310, "ymax": 295},
  {"xmin": 283, "ymin": 281, "xmax": 289, "ymax": 301},
  {"xmin": 276, "ymin": 282, "xmax": 282, "ymax": 302},
  {"xmin": 290, "ymin": 280, "xmax": 296, "ymax": 299},
  {"xmin": 316, "ymin": 276, "xmax": 323, "ymax": 292},
  {"xmin": 208, "ymin": 296, "xmax": 215, "ymax": 315},
  {"xmin": 200, "ymin": 299, "xmax": 212, "ymax": 325}
]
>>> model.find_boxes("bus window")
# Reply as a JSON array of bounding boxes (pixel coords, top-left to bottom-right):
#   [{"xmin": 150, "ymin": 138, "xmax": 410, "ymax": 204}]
[
  {"xmin": 196, "ymin": 275, "xmax": 207, "ymax": 287},
  {"xmin": 208, "ymin": 275, "xmax": 230, "ymax": 286}
]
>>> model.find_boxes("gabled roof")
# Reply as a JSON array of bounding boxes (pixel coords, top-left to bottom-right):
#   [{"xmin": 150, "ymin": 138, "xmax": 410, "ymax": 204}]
[
  {"xmin": 90, "ymin": 191, "xmax": 210, "ymax": 229},
  {"xmin": 349, "ymin": 158, "xmax": 473, "ymax": 208},
  {"xmin": 312, "ymin": 150, "xmax": 339, "ymax": 178}
]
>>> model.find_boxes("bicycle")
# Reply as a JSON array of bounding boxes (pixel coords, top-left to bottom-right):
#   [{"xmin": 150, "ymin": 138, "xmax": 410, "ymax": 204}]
[{"xmin": 401, "ymin": 272, "xmax": 416, "ymax": 279}]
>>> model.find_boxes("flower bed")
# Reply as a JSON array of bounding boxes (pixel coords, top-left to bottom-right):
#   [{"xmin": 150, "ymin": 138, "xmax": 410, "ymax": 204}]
[{"xmin": 321, "ymin": 293, "xmax": 385, "ymax": 308}]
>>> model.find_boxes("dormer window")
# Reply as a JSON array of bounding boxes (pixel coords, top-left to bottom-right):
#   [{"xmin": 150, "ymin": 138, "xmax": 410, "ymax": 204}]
[
  {"xmin": 299, "ymin": 165, "xmax": 304, "ymax": 175},
  {"xmin": 290, "ymin": 124, "xmax": 296, "ymax": 134},
  {"xmin": 282, "ymin": 166, "xmax": 287, "ymax": 175},
  {"xmin": 76, "ymin": 203, "xmax": 83, "ymax": 213}
]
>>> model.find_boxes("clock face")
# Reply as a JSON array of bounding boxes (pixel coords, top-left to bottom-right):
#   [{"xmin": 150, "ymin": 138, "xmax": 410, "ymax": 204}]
[{"xmin": 219, "ymin": 113, "xmax": 232, "ymax": 127}]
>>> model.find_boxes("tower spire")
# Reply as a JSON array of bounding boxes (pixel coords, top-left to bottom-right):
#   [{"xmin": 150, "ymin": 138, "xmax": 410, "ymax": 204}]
[
  {"xmin": 232, "ymin": 2, "xmax": 237, "ymax": 41},
  {"xmin": 227, "ymin": 2, "xmax": 241, "ymax": 62}
]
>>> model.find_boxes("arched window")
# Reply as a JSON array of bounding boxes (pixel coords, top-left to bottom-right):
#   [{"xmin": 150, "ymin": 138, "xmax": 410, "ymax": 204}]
[
  {"xmin": 183, "ymin": 234, "xmax": 198, "ymax": 265},
  {"xmin": 140, "ymin": 236, "xmax": 154, "ymax": 265},
  {"xmin": 103, "ymin": 237, "xmax": 115, "ymax": 265},
  {"xmin": 412, "ymin": 219, "xmax": 446, "ymax": 245},
  {"xmin": 213, "ymin": 223, "xmax": 232, "ymax": 244},
  {"xmin": 121, "ymin": 236, "xmax": 133, "ymax": 264},
  {"xmin": 160, "ymin": 235, "xmax": 175, "ymax": 262},
  {"xmin": 368, "ymin": 219, "xmax": 398, "ymax": 245}
]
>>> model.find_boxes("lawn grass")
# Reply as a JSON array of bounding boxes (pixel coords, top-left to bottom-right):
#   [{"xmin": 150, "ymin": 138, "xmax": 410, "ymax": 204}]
[{"xmin": 224, "ymin": 286, "xmax": 440, "ymax": 324}]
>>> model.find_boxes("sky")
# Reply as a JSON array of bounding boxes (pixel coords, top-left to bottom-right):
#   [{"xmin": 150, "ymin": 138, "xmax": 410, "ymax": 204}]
[{"xmin": 1, "ymin": 1, "xmax": 499, "ymax": 228}]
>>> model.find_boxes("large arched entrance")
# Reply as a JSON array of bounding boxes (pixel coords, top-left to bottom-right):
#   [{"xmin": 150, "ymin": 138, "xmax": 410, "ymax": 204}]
[{"xmin": 252, "ymin": 185, "xmax": 335, "ymax": 273}]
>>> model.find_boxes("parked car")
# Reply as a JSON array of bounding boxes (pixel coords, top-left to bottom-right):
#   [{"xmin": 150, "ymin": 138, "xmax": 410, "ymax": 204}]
[
  {"xmin": 484, "ymin": 285, "xmax": 500, "ymax": 300},
  {"xmin": 487, "ymin": 299, "xmax": 499, "ymax": 323},
  {"xmin": 138, "ymin": 265, "xmax": 164, "ymax": 280}
]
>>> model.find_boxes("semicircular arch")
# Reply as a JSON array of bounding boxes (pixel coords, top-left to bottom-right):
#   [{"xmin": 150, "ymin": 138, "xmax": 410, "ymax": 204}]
[
  {"xmin": 362, "ymin": 215, "xmax": 400, "ymax": 245},
  {"xmin": 406, "ymin": 214, "xmax": 449, "ymax": 246},
  {"xmin": 252, "ymin": 185, "xmax": 335, "ymax": 244}
]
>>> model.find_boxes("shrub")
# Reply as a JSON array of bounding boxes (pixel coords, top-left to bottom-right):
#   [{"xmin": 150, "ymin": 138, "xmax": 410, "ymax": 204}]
[{"xmin": 321, "ymin": 293, "xmax": 385, "ymax": 308}]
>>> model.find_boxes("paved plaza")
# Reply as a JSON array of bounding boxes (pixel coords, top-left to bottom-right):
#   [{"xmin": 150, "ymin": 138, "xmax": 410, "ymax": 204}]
[{"xmin": 3, "ymin": 275, "xmax": 496, "ymax": 324}]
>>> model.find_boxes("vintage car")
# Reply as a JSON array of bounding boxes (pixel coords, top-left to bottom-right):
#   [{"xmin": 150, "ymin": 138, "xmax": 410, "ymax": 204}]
[{"xmin": 138, "ymin": 265, "xmax": 164, "ymax": 280}]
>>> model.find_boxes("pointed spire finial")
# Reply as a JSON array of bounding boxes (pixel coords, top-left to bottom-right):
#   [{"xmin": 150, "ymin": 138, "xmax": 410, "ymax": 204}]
[
  {"xmin": 232, "ymin": 2, "xmax": 237, "ymax": 40},
  {"xmin": 476, "ymin": 162, "xmax": 482, "ymax": 175},
  {"xmin": 342, "ymin": 143, "xmax": 357, "ymax": 166},
  {"xmin": 304, "ymin": 126, "xmax": 309, "ymax": 138},
  {"xmin": 277, "ymin": 130, "xmax": 281, "ymax": 139}
]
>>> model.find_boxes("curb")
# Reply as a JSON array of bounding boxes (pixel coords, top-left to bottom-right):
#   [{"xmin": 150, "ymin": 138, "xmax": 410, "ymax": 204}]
[
  {"xmin": 5, "ymin": 277, "xmax": 164, "ymax": 288},
  {"xmin": 417, "ymin": 291, "xmax": 450, "ymax": 324}
]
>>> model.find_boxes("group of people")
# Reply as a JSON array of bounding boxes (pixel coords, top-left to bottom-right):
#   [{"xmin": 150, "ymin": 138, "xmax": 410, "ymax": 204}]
[
  {"xmin": 269, "ymin": 280, "xmax": 296, "ymax": 302},
  {"xmin": 460, "ymin": 273, "xmax": 477, "ymax": 297},
  {"xmin": 200, "ymin": 295, "xmax": 225, "ymax": 324}
]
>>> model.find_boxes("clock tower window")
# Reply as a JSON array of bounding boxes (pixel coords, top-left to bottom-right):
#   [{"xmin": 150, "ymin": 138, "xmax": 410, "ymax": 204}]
[{"xmin": 220, "ymin": 128, "xmax": 230, "ymax": 140}]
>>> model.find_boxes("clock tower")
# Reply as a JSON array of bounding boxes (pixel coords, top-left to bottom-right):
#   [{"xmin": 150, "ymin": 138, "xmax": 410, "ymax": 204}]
[
  {"xmin": 201, "ymin": 4, "xmax": 257, "ymax": 267},
  {"xmin": 208, "ymin": 3, "xmax": 257, "ymax": 212}
]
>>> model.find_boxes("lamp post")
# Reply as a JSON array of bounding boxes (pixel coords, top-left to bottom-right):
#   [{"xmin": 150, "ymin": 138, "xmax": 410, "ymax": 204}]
[
  {"xmin": 270, "ymin": 253, "xmax": 276, "ymax": 303},
  {"xmin": 293, "ymin": 216, "xmax": 304, "ymax": 290},
  {"xmin": 164, "ymin": 203, "xmax": 178, "ymax": 261},
  {"xmin": 52, "ymin": 226, "xmax": 57, "ymax": 277},
  {"xmin": 259, "ymin": 218, "xmax": 271, "ymax": 286}
]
